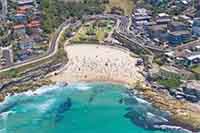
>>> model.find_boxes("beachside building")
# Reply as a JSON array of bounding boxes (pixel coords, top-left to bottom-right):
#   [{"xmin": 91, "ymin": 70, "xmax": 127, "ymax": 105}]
[
  {"xmin": 27, "ymin": 20, "xmax": 40, "ymax": 29},
  {"xmin": 147, "ymin": 24, "xmax": 168, "ymax": 41},
  {"xmin": 18, "ymin": 36, "xmax": 34, "ymax": 50},
  {"xmin": 13, "ymin": 24, "xmax": 26, "ymax": 36},
  {"xmin": 17, "ymin": 0, "xmax": 34, "ymax": 6},
  {"xmin": 181, "ymin": 80, "xmax": 200, "ymax": 100},
  {"xmin": 156, "ymin": 13, "xmax": 171, "ymax": 25},
  {"xmin": 168, "ymin": 21, "xmax": 189, "ymax": 32},
  {"xmin": 146, "ymin": 0, "xmax": 166, "ymax": 6},
  {"xmin": 159, "ymin": 65, "xmax": 195, "ymax": 80},
  {"xmin": 14, "ymin": 13, "xmax": 27, "ymax": 24},
  {"xmin": 168, "ymin": 30, "xmax": 191, "ymax": 46},
  {"xmin": 16, "ymin": 5, "xmax": 32, "ymax": 15},
  {"xmin": 192, "ymin": 17, "xmax": 200, "ymax": 37},
  {"xmin": 175, "ymin": 52, "xmax": 200, "ymax": 67},
  {"xmin": 185, "ymin": 7, "xmax": 196, "ymax": 18},
  {"xmin": 186, "ymin": 53, "xmax": 200, "ymax": 66},
  {"xmin": 132, "ymin": 8, "xmax": 152, "ymax": 31}
]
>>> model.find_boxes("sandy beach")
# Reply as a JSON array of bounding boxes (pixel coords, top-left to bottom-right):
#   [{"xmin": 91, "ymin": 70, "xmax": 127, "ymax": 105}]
[{"xmin": 50, "ymin": 44, "xmax": 144, "ymax": 84}]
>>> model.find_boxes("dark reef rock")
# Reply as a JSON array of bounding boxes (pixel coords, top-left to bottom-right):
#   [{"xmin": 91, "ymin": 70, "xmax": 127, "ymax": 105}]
[{"xmin": 55, "ymin": 98, "xmax": 72, "ymax": 122}]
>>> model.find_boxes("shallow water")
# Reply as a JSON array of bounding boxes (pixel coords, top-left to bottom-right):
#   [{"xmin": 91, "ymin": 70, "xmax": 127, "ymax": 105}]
[{"xmin": 0, "ymin": 83, "xmax": 192, "ymax": 133}]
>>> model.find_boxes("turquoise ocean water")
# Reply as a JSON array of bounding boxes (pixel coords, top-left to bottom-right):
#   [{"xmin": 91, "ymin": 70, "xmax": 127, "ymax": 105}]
[{"xmin": 0, "ymin": 83, "xmax": 192, "ymax": 133}]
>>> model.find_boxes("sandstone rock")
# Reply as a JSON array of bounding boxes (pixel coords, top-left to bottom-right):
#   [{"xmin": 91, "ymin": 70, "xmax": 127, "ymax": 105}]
[{"xmin": 0, "ymin": 94, "xmax": 5, "ymax": 102}]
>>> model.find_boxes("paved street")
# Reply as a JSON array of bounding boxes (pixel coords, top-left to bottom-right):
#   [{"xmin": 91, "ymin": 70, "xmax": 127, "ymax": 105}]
[{"xmin": 0, "ymin": 14, "xmax": 166, "ymax": 73}]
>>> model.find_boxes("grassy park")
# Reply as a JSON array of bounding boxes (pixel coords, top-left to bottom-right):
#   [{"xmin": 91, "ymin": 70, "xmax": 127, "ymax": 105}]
[
  {"xmin": 72, "ymin": 20, "xmax": 115, "ymax": 43},
  {"xmin": 192, "ymin": 65, "xmax": 200, "ymax": 74}
]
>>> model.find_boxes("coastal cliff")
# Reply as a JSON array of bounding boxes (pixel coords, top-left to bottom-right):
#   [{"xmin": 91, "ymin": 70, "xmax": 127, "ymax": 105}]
[
  {"xmin": 132, "ymin": 82, "xmax": 200, "ymax": 132},
  {"xmin": 0, "ymin": 94, "xmax": 5, "ymax": 102}
]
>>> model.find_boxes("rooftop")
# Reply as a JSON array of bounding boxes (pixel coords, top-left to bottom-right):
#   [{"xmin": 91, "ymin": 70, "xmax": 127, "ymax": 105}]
[
  {"xmin": 170, "ymin": 21, "xmax": 186, "ymax": 27},
  {"xmin": 148, "ymin": 24, "xmax": 167, "ymax": 31},
  {"xmin": 184, "ymin": 80, "xmax": 200, "ymax": 90},
  {"xmin": 13, "ymin": 24, "xmax": 25, "ymax": 29},
  {"xmin": 158, "ymin": 13, "xmax": 169, "ymax": 17},
  {"xmin": 169, "ymin": 30, "xmax": 191, "ymax": 36},
  {"xmin": 187, "ymin": 52, "xmax": 200, "ymax": 60},
  {"xmin": 18, "ymin": 0, "xmax": 34, "ymax": 5}
]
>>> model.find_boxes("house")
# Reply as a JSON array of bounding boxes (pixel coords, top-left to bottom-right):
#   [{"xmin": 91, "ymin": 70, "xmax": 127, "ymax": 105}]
[
  {"xmin": 1, "ymin": 49, "xmax": 12, "ymax": 66},
  {"xmin": 147, "ymin": 24, "xmax": 168, "ymax": 41},
  {"xmin": 16, "ymin": 6, "xmax": 32, "ymax": 14},
  {"xmin": 27, "ymin": 20, "xmax": 40, "ymax": 29},
  {"xmin": 159, "ymin": 65, "xmax": 195, "ymax": 80},
  {"xmin": 18, "ymin": 36, "xmax": 35, "ymax": 50},
  {"xmin": 184, "ymin": 7, "xmax": 196, "ymax": 18},
  {"xmin": 17, "ymin": 49, "xmax": 33, "ymax": 61},
  {"xmin": 168, "ymin": 21, "xmax": 189, "ymax": 32},
  {"xmin": 17, "ymin": 0, "xmax": 34, "ymax": 6},
  {"xmin": 14, "ymin": 13, "xmax": 27, "ymax": 23},
  {"xmin": 186, "ymin": 53, "xmax": 200, "ymax": 66},
  {"xmin": 156, "ymin": 13, "xmax": 171, "ymax": 25},
  {"xmin": 146, "ymin": 0, "xmax": 165, "ymax": 6},
  {"xmin": 192, "ymin": 17, "xmax": 200, "ymax": 37},
  {"xmin": 181, "ymin": 80, "xmax": 200, "ymax": 101},
  {"xmin": 168, "ymin": 30, "xmax": 191, "ymax": 46},
  {"xmin": 13, "ymin": 24, "xmax": 26, "ymax": 36},
  {"xmin": 132, "ymin": 8, "xmax": 152, "ymax": 31}
]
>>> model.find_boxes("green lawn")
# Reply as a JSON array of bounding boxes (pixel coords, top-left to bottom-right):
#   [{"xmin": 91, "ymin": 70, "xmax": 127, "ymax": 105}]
[
  {"xmin": 72, "ymin": 20, "xmax": 114, "ymax": 43},
  {"xmin": 191, "ymin": 65, "xmax": 200, "ymax": 74},
  {"xmin": 157, "ymin": 78, "xmax": 182, "ymax": 89}
]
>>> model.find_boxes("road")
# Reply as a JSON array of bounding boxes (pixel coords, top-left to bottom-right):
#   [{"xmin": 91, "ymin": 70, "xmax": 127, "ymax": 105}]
[
  {"xmin": 0, "ymin": 14, "xmax": 164, "ymax": 73},
  {"xmin": 0, "ymin": 19, "xmax": 73, "ymax": 73},
  {"xmin": 0, "ymin": 14, "xmax": 123, "ymax": 73}
]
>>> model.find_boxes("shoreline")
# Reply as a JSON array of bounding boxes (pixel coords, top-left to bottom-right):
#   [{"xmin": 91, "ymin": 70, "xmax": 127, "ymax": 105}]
[
  {"xmin": 0, "ymin": 80, "xmax": 199, "ymax": 132},
  {"xmin": 0, "ymin": 77, "xmax": 200, "ymax": 132},
  {"xmin": 49, "ymin": 44, "xmax": 144, "ymax": 84},
  {"xmin": 48, "ymin": 44, "xmax": 200, "ymax": 132},
  {"xmin": 0, "ymin": 44, "xmax": 200, "ymax": 132}
]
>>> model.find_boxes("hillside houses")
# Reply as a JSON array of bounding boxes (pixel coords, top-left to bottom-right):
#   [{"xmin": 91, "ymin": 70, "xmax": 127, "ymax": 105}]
[
  {"xmin": 131, "ymin": 7, "xmax": 200, "ymax": 46},
  {"xmin": 10, "ymin": 0, "xmax": 46, "ymax": 61}
]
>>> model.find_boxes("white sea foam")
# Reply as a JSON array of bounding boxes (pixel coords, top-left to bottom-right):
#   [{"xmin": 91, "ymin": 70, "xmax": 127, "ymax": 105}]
[
  {"xmin": 0, "ymin": 128, "xmax": 6, "ymax": 133},
  {"xmin": 68, "ymin": 83, "xmax": 92, "ymax": 91},
  {"xmin": 16, "ymin": 84, "xmax": 62, "ymax": 97},
  {"xmin": 32, "ymin": 85, "xmax": 60, "ymax": 95},
  {"xmin": 0, "ymin": 110, "xmax": 15, "ymax": 133},
  {"xmin": 0, "ymin": 111, "xmax": 15, "ymax": 119},
  {"xmin": 146, "ymin": 112, "xmax": 169, "ymax": 123},
  {"xmin": 146, "ymin": 112, "xmax": 155, "ymax": 117},
  {"xmin": 37, "ymin": 99, "xmax": 55, "ymax": 113},
  {"xmin": 134, "ymin": 96, "xmax": 150, "ymax": 105},
  {"xmin": 0, "ymin": 85, "xmax": 62, "ymax": 112},
  {"xmin": 155, "ymin": 125, "xmax": 193, "ymax": 133}
]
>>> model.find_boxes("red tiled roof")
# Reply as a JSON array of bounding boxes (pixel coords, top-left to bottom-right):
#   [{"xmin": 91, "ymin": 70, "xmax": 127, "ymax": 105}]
[
  {"xmin": 16, "ymin": 10, "xmax": 27, "ymax": 14},
  {"xmin": 13, "ymin": 24, "xmax": 25, "ymax": 29},
  {"xmin": 17, "ymin": 6, "xmax": 29, "ymax": 11},
  {"xmin": 27, "ymin": 23, "xmax": 40, "ymax": 28},
  {"xmin": 26, "ymin": 20, "xmax": 41, "ymax": 28}
]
